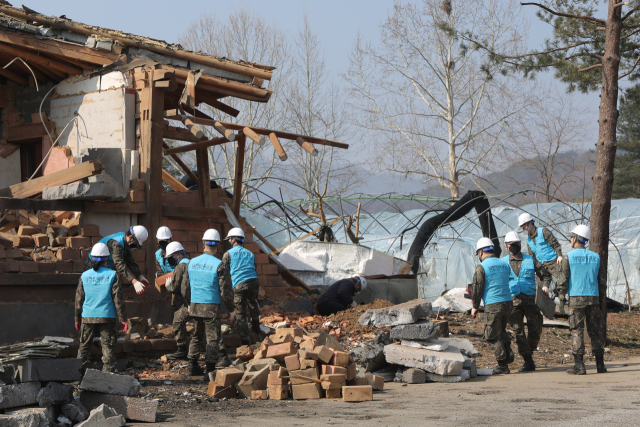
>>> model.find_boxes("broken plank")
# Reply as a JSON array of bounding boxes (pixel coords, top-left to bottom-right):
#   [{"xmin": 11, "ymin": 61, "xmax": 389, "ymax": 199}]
[
  {"xmin": 0, "ymin": 161, "xmax": 103, "ymax": 199},
  {"xmin": 197, "ymin": 93, "xmax": 240, "ymax": 117},
  {"xmin": 163, "ymin": 137, "xmax": 227, "ymax": 155},
  {"xmin": 163, "ymin": 129, "xmax": 209, "ymax": 143},
  {"xmin": 162, "ymin": 169, "xmax": 188, "ymax": 192},
  {"xmin": 7, "ymin": 122, "xmax": 55, "ymax": 143},
  {"xmin": 0, "ymin": 42, "xmax": 82, "ymax": 76}
]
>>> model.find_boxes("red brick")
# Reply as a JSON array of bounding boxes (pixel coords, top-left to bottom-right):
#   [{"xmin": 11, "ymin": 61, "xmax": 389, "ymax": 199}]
[
  {"xmin": 265, "ymin": 342, "xmax": 296, "ymax": 360},
  {"xmin": 245, "ymin": 243, "xmax": 260, "ymax": 253},
  {"xmin": 197, "ymin": 242, "xmax": 205, "ymax": 253},
  {"xmin": 81, "ymin": 224, "xmax": 100, "ymax": 237},
  {"xmin": 128, "ymin": 190, "xmax": 145, "ymax": 202},
  {"xmin": 189, "ymin": 221, "xmax": 209, "ymax": 231},
  {"xmin": 121, "ymin": 341, "xmax": 135, "ymax": 353},
  {"xmin": 55, "ymin": 261, "xmax": 74, "ymax": 273},
  {"xmin": 261, "ymin": 264, "xmax": 278, "ymax": 275},
  {"xmin": 167, "ymin": 219, "xmax": 187, "ymax": 230},
  {"xmin": 150, "ymin": 339, "xmax": 177, "ymax": 351},
  {"xmin": 255, "ymin": 253, "xmax": 269, "ymax": 264},
  {"xmin": 12, "ymin": 235, "xmax": 33, "ymax": 247},
  {"xmin": 32, "ymin": 234, "xmax": 49, "ymax": 247},
  {"xmin": 37, "ymin": 261, "xmax": 56, "ymax": 273},
  {"xmin": 182, "ymin": 242, "xmax": 197, "ymax": 253},
  {"xmin": 131, "ymin": 249, "xmax": 146, "ymax": 262},
  {"xmin": 161, "ymin": 218, "xmax": 170, "ymax": 227},
  {"xmin": 187, "ymin": 230, "xmax": 203, "ymax": 241},
  {"xmin": 131, "ymin": 179, "xmax": 145, "ymax": 191},
  {"xmin": 135, "ymin": 340, "xmax": 151, "ymax": 352},
  {"xmin": 81, "ymin": 249, "xmax": 91, "ymax": 259},
  {"xmin": 91, "ymin": 236, "xmax": 102, "ymax": 245},
  {"xmin": 2, "ymin": 259, "xmax": 20, "ymax": 272},
  {"xmin": 19, "ymin": 260, "xmax": 37, "ymax": 273},
  {"xmin": 172, "ymin": 230, "xmax": 189, "ymax": 241},
  {"xmin": 265, "ymin": 275, "xmax": 284, "ymax": 287},
  {"xmin": 74, "ymin": 259, "xmax": 85, "ymax": 272},
  {"xmin": 56, "ymin": 248, "xmax": 80, "ymax": 260},
  {"xmin": 263, "ymin": 286, "xmax": 297, "ymax": 301},
  {"xmin": 321, "ymin": 365, "xmax": 347, "ymax": 376},
  {"xmin": 67, "ymin": 236, "xmax": 91, "ymax": 248}
]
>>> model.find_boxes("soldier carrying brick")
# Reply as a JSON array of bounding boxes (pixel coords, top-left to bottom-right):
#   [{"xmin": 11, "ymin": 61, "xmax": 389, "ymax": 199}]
[
  {"xmin": 155, "ymin": 226, "xmax": 174, "ymax": 276},
  {"xmin": 75, "ymin": 242, "xmax": 128, "ymax": 374},
  {"xmin": 162, "ymin": 241, "xmax": 190, "ymax": 361}
]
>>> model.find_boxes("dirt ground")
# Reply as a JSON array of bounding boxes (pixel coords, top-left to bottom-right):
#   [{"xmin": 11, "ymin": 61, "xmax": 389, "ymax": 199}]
[{"xmin": 123, "ymin": 310, "xmax": 640, "ymax": 426}]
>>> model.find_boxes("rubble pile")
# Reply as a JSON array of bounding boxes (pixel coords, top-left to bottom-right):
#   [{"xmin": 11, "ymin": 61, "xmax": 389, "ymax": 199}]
[
  {"xmin": 0, "ymin": 210, "xmax": 148, "ymax": 275},
  {"xmin": 206, "ymin": 328, "xmax": 380, "ymax": 402},
  {"xmin": 0, "ymin": 342, "xmax": 67, "ymax": 363},
  {"xmin": 0, "ymin": 358, "xmax": 157, "ymax": 425}
]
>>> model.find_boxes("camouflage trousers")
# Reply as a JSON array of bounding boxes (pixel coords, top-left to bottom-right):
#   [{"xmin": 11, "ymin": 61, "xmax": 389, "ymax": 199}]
[
  {"xmin": 508, "ymin": 303, "xmax": 543, "ymax": 356},
  {"xmin": 538, "ymin": 259, "xmax": 565, "ymax": 290},
  {"xmin": 483, "ymin": 301, "xmax": 513, "ymax": 363},
  {"xmin": 569, "ymin": 303, "xmax": 604, "ymax": 356},
  {"xmin": 78, "ymin": 322, "xmax": 117, "ymax": 372},
  {"xmin": 233, "ymin": 279, "xmax": 260, "ymax": 340},
  {"xmin": 188, "ymin": 303, "xmax": 223, "ymax": 363},
  {"xmin": 173, "ymin": 306, "xmax": 189, "ymax": 348}
]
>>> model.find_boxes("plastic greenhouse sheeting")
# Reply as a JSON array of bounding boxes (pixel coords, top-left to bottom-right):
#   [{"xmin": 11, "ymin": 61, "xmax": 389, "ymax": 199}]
[{"xmin": 243, "ymin": 198, "xmax": 640, "ymax": 305}]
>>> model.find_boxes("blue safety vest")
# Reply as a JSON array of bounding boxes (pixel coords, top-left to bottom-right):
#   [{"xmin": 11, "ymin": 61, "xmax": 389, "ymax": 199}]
[
  {"xmin": 228, "ymin": 245, "xmax": 258, "ymax": 289},
  {"xmin": 480, "ymin": 257, "xmax": 512, "ymax": 305},
  {"xmin": 156, "ymin": 249, "xmax": 174, "ymax": 274},
  {"xmin": 568, "ymin": 248, "xmax": 600, "ymax": 297},
  {"xmin": 81, "ymin": 267, "xmax": 117, "ymax": 318},
  {"xmin": 527, "ymin": 227, "xmax": 557, "ymax": 263},
  {"xmin": 88, "ymin": 232, "xmax": 126, "ymax": 269},
  {"xmin": 502, "ymin": 254, "xmax": 537, "ymax": 297},
  {"xmin": 188, "ymin": 254, "xmax": 222, "ymax": 304}
]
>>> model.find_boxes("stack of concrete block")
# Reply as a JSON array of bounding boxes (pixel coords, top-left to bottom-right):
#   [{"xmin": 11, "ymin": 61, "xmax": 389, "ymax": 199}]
[
  {"xmin": 206, "ymin": 328, "xmax": 380, "ymax": 403},
  {"xmin": 0, "ymin": 357, "xmax": 96, "ymax": 426},
  {"xmin": 78, "ymin": 369, "xmax": 157, "ymax": 423}
]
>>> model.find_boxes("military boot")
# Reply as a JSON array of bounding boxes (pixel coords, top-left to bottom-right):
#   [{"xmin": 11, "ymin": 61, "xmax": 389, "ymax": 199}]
[
  {"xmin": 252, "ymin": 319, "xmax": 262, "ymax": 335},
  {"xmin": 204, "ymin": 362, "xmax": 216, "ymax": 382},
  {"xmin": 493, "ymin": 363, "xmax": 510, "ymax": 375},
  {"xmin": 505, "ymin": 342, "xmax": 515, "ymax": 364},
  {"xmin": 188, "ymin": 358, "xmax": 203, "ymax": 376},
  {"xmin": 595, "ymin": 354, "xmax": 607, "ymax": 373},
  {"xmin": 166, "ymin": 346, "xmax": 188, "ymax": 360},
  {"xmin": 518, "ymin": 354, "xmax": 536, "ymax": 372},
  {"xmin": 566, "ymin": 354, "xmax": 586, "ymax": 375},
  {"xmin": 217, "ymin": 353, "xmax": 232, "ymax": 368}
]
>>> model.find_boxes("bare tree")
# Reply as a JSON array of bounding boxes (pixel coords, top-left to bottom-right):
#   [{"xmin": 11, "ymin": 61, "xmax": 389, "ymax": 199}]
[
  {"xmin": 502, "ymin": 90, "xmax": 593, "ymax": 202},
  {"xmin": 281, "ymin": 14, "xmax": 360, "ymax": 200},
  {"xmin": 344, "ymin": 0, "xmax": 530, "ymax": 198},
  {"xmin": 178, "ymin": 7, "xmax": 291, "ymax": 200}
]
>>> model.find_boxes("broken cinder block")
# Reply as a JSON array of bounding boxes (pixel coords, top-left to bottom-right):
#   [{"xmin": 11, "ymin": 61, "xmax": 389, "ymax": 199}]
[
  {"xmin": 80, "ymin": 391, "xmax": 158, "ymax": 423},
  {"xmin": 291, "ymin": 383, "xmax": 323, "ymax": 400},
  {"xmin": 0, "ymin": 382, "xmax": 41, "ymax": 409},
  {"xmin": 79, "ymin": 369, "xmax": 141, "ymax": 397},
  {"xmin": 383, "ymin": 343, "xmax": 464, "ymax": 376},
  {"xmin": 342, "ymin": 385, "xmax": 373, "ymax": 402}
]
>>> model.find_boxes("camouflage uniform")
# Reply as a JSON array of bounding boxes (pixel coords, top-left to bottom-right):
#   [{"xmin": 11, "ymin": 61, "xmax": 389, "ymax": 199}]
[
  {"xmin": 472, "ymin": 258, "xmax": 513, "ymax": 363},
  {"xmin": 220, "ymin": 251, "xmax": 260, "ymax": 340},
  {"xmin": 182, "ymin": 258, "xmax": 233, "ymax": 363},
  {"xmin": 166, "ymin": 257, "xmax": 189, "ymax": 348},
  {"xmin": 83, "ymin": 237, "xmax": 141, "ymax": 283},
  {"xmin": 508, "ymin": 255, "xmax": 550, "ymax": 356},
  {"xmin": 528, "ymin": 228, "xmax": 564, "ymax": 289},
  {"xmin": 156, "ymin": 248, "xmax": 167, "ymax": 277},
  {"xmin": 75, "ymin": 274, "xmax": 126, "ymax": 372},
  {"xmin": 557, "ymin": 250, "xmax": 607, "ymax": 356}
]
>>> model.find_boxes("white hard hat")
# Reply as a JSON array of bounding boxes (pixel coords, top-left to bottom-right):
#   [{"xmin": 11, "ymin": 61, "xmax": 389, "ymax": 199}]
[
  {"xmin": 355, "ymin": 275, "xmax": 367, "ymax": 291},
  {"xmin": 504, "ymin": 231, "xmax": 521, "ymax": 244},
  {"xmin": 131, "ymin": 225, "xmax": 149, "ymax": 245},
  {"xmin": 165, "ymin": 241, "xmax": 184, "ymax": 257},
  {"xmin": 518, "ymin": 213, "xmax": 534, "ymax": 228},
  {"xmin": 225, "ymin": 227, "xmax": 245, "ymax": 240},
  {"xmin": 203, "ymin": 229, "xmax": 221, "ymax": 242},
  {"xmin": 90, "ymin": 242, "xmax": 110, "ymax": 258},
  {"xmin": 476, "ymin": 237, "xmax": 495, "ymax": 252},
  {"xmin": 156, "ymin": 226, "xmax": 172, "ymax": 240},
  {"xmin": 572, "ymin": 224, "xmax": 591, "ymax": 240}
]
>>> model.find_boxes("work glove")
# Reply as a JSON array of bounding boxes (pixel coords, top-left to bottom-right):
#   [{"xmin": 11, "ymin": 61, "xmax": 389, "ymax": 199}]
[
  {"xmin": 75, "ymin": 322, "xmax": 80, "ymax": 331},
  {"xmin": 471, "ymin": 308, "xmax": 478, "ymax": 318},
  {"xmin": 121, "ymin": 321, "xmax": 129, "ymax": 333},
  {"xmin": 132, "ymin": 279, "xmax": 147, "ymax": 295},
  {"xmin": 140, "ymin": 276, "xmax": 150, "ymax": 287},
  {"xmin": 556, "ymin": 256, "xmax": 563, "ymax": 266},
  {"xmin": 165, "ymin": 277, "xmax": 173, "ymax": 289},
  {"xmin": 542, "ymin": 286, "xmax": 549, "ymax": 296}
]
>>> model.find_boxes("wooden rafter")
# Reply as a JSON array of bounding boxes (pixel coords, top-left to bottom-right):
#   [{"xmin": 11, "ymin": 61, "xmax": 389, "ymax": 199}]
[{"xmin": 0, "ymin": 42, "xmax": 81, "ymax": 76}]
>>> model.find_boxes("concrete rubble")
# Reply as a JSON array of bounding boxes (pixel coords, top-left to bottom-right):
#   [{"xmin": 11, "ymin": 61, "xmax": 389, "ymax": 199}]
[
  {"xmin": 80, "ymin": 391, "xmax": 158, "ymax": 423},
  {"xmin": 79, "ymin": 369, "xmax": 141, "ymax": 396},
  {"xmin": 9, "ymin": 358, "xmax": 83, "ymax": 383},
  {"xmin": 0, "ymin": 405, "xmax": 56, "ymax": 426},
  {"xmin": 0, "ymin": 382, "xmax": 41, "ymax": 409},
  {"xmin": 384, "ymin": 344, "xmax": 464, "ymax": 376},
  {"xmin": 76, "ymin": 403, "xmax": 125, "ymax": 427},
  {"xmin": 36, "ymin": 382, "xmax": 74, "ymax": 407},
  {"xmin": 62, "ymin": 398, "xmax": 90, "ymax": 423},
  {"xmin": 389, "ymin": 320, "xmax": 441, "ymax": 341},
  {"xmin": 358, "ymin": 299, "xmax": 433, "ymax": 327}
]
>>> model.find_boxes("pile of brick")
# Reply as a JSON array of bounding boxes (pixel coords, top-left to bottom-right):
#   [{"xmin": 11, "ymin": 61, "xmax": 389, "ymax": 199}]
[
  {"xmin": 0, "ymin": 357, "xmax": 157, "ymax": 425},
  {"xmin": 207, "ymin": 328, "xmax": 382, "ymax": 402},
  {"xmin": 0, "ymin": 210, "xmax": 123, "ymax": 274}
]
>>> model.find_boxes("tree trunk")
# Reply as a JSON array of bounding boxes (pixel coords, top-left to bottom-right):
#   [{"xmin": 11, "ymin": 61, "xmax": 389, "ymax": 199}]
[{"xmin": 591, "ymin": 0, "xmax": 623, "ymax": 342}]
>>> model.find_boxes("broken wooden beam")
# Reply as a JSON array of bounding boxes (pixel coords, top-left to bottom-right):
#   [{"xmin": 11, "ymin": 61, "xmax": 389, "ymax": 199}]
[
  {"xmin": 197, "ymin": 93, "xmax": 240, "ymax": 117},
  {"xmin": 196, "ymin": 148, "xmax": 213, "ymax": 208},
  {"xmin": 296, "ymin": 137, "xmax": 318, "ymax": 156},
  {"xmin": 0, "ymin": 42, "xmax": 83, "ymax": 75},
  {"xmin": 162, "ymin": 142, "xmax": 198, "ymax": 183},
  {"xmin": 7, "ymin": 122, "xmax": 55, "ymax": 143},
  {"xmin": 162, "ymin": 169, "xmax": 189, "ymax": 192},
  {"xmin": 0, "ymin": 160, "xmax": 103, "ymax": 199},
  {"xmin": 269, "ymin": 133, "xmax": 287, "ymax": 161},
  {"xmin": 271, "ymin": 216, "xmax": 344, "ymax": 255},
  {"xmin": 183, "ymin": 117, "xmax": 204, "ymax": 139},
  {"xmin": 163, "ymin": 137, "xmax": 228, "ymax": 155},
  {"xmin": 213, "ymin": 122, "xmax": 235, "ymax": 142},
  {"xmin": 232, "ymin": 135, "xmax": 246, "ymax": 217},
  {"xmin": 163, "ymin": 129, "xmax": 209, "ymax": 143},
  {"xmin": 0, "ymin": 67, "xmax": 28, "ymax": 86},
  {"xmin": 243, "ymin": 127, "xmax": 265, "ymax": 146}
]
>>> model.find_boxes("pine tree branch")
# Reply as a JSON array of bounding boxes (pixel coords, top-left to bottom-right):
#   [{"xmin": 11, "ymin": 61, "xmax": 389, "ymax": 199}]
[
  {"xmin": 618, "ymin": 56, "xmax": 640, "ymax": 80},
  {"xmin": 520, "ymin": 2, "xmax": 605, "ymax": 25},
  {"xmin": 621, "ymin": 6, "xmax": 638, "ymax": 22},
  {"xmin": 579, "ymin": 63, "xmax": 603, "ymax": 72}
]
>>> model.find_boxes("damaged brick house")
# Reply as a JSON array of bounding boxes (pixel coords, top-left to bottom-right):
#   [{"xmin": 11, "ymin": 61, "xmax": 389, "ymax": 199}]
[{"xmin": 0, "ymin": 4, "xmax": 348, "ymax": 344}]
